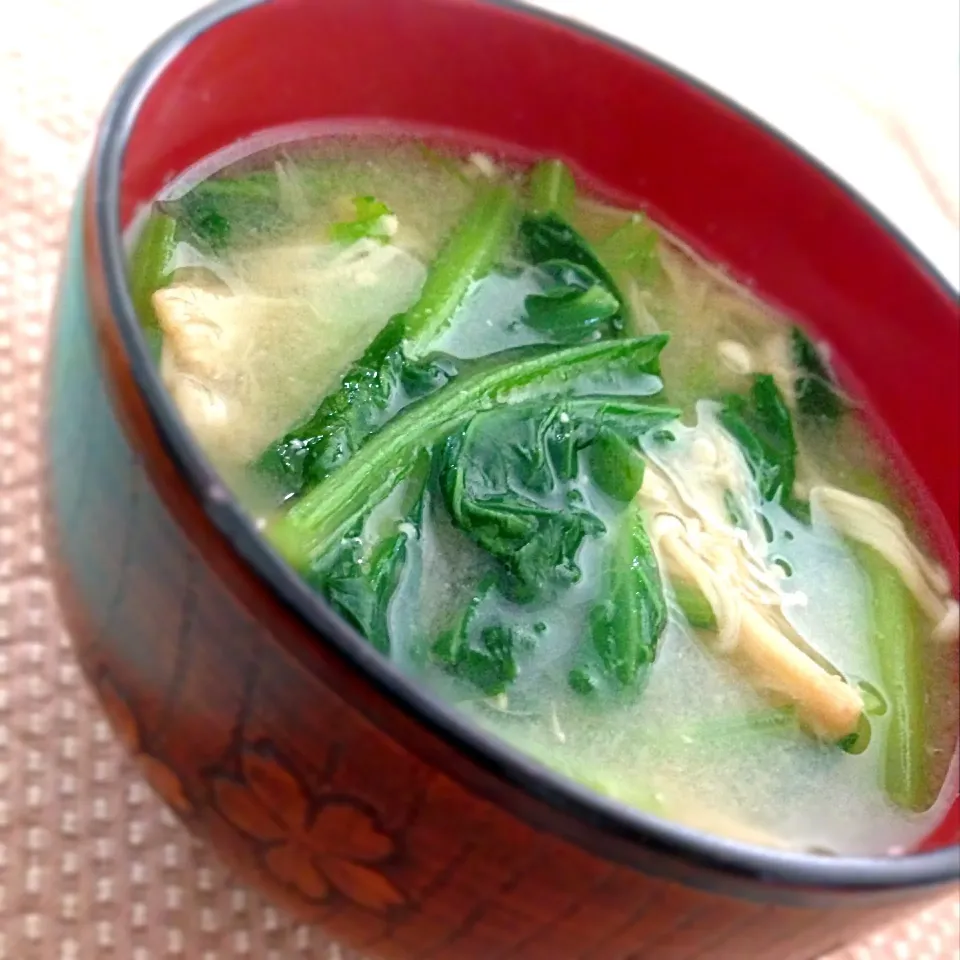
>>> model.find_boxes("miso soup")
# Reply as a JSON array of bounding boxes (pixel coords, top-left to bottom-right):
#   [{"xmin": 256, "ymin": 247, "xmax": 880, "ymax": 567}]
[{"xmin": 129, "ymin": 133, "xmax": 959, "ymax": 856}]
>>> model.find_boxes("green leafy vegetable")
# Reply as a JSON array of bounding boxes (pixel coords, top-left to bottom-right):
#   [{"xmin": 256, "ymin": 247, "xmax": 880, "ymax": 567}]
[
  {"xmin": 439, "ymin": 398, "xmax": 674, "ymax": 602},
  {"xmin": 526, "ymin": 162, "xmax": 660, "ymax": 335},
  {"xmin": 438, "ymin": 624, "xmax": 520, "ymax": 697},
  {"xmin": 587, "ymin": 429, "xmax": 647, "ymax": 503},
  {"xmin": 128, "ymin": 211, "xmax": 177, "ymax": 357},
  {"xmin": 791, "ymin": 326, "xmax": 846, "ymax": 421},
  {"xmin": 528, "ymin": 159, "xmax": 576, "ymax": 217},
  {"xmin": 567, "ymin": 668, "xmax": 599, "ymax": 696},
  {"xmin": 718, "ymin": 374, "xmax": 805, "ymax": 516},
  {"xmin": 404, "ymin": 183, "xmax": 518, "ymax": 356},
  {"xmin": 571, "ymin": 506, "xmax": 667, "ymax": 692},
  {"xmin": 268, "ymin": 335, "xmax": 670, "ymax": 569},
  {"xmin": 854, "ymin": 543, "xmax": 930, "ymax": 811},
  {"xmin": 430, "ymin": 581, "xmax": 534, "ymax": 697},
  {"xmin": 309, "ymin": 462, "xmax": 427, "ymax": 655},
  {"xmin": 160, "ymin": 172, "xmax": 292, "ymax": 251},
  {"xmin": 330, "ymin": 195, "xmax": 394, "ymax": 245},
  {"xmin": 523, "ymin": 260, "xmax": 620, "ymax": 342},
  {"xmin": 314, "ymin": 523, "xmax": 410, "ymax": 655},
  {"xmin": 323, "ymin": 533, "xmax": 407, "ymax": 653},
  {"xmin": 258, "ymin": 318, "xmax": 419, "ymax": 495},
  {"xmin": 519, "ymin": 212, "xmax": 627, "ymax": 328}
]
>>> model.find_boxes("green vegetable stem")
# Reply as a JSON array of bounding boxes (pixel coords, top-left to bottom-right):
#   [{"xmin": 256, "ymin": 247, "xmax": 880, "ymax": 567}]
[
  {"xmin": 854, "ymin": 543, "xmax": 930, "ymax": 812},
  {"xmin": 404, "ymin": 183, "xmax": 518, "ymax": 356},
  {"xmin": 528, "ymin": 159, "xmax": 577, "ymax": 217}
]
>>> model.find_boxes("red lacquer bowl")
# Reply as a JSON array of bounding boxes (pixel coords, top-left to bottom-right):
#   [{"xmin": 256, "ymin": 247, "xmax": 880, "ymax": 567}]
[{"xmin": 43, "ymin": 1, "xmax": 960, "ymax": 957}]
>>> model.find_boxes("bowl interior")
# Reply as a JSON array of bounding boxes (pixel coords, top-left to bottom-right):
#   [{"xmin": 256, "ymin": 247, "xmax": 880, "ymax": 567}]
[{"xmin": 109, "ymin": 0, "xmax": 958, "ymax": 854}]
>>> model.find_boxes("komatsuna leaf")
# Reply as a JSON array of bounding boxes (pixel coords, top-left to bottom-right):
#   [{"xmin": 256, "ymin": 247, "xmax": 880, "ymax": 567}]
[
  {"xmin": 523, "ymin": 259, "xmax": 619, "ymax": 343},
  {"xmin": 257, "ymin": 316, "xmax": 412, "ymax": 495},
  {"xmin": 791, "ymin": 326, "xmax": 846, "ymax": 421},
  {"xmin": 257, "ymin": 322, "xmax": 459, "ymax": 498},
  {"xmin": 315, "ymin": 526, "xmax": 410, "ymax": 655},
  {"xmin": 519, "ymin": 212, "xmax": 627, "ymax": 328},
  {"xmin": 525, "ymin": 160, "xmax": 656, "ymax": 337},
  {"xmin": 430, "ymin": 581, "xmax": 534, "ymax": 697},
  {"xmin": 160, "ymin": 172, "xmax": 292, "ymax": 251},
  {"xmin": 569, "ymin": 505, "xmax": 667, "ymax": 694},
  {"xmin": 718, "ymin": 374, "xmax": 799, "ymax": 506},
  {"xmin": 438, "ymin": 397, "xmax": 676, "ymax": 602},
  {"xmin": 310, "ymin": 463, "xmax": 427, "ymax": 655}
]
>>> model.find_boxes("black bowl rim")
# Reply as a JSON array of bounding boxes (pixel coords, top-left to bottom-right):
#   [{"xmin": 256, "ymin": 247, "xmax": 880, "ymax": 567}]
[{"xmin": 89, "ymin": 0, "xmax": 960, "ymax": 894}]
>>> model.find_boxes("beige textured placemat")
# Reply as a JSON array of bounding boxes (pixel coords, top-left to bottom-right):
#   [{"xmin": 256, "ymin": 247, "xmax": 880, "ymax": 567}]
[{"xmin": 1, "ymin": 2, "xmax": 958, "ymax": 958}]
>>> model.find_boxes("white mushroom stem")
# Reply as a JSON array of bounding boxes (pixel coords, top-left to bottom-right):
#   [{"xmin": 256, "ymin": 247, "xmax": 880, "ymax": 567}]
[
  {"xmin": 656, "ymin": 527, "xmax": 863, "ymax": 740},
  {"xmin": 811, "ymin": 486, "xmax": 958, "ymax": 645},
  {"xmin": 731, "ymin": 604, "xmax": 864, "ymax": 741}
]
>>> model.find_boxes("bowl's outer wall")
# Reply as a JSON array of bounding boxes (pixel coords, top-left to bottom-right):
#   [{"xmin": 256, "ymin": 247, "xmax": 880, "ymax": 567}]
[{"xmin": 42, "ymin": 0, "xmax": 959, "ymax": 957}]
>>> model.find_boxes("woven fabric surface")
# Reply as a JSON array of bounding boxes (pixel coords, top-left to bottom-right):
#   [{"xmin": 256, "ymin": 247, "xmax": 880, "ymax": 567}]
[{"xmin": 0, "ymin": 1, "xmax": 957, "ymax": 958}]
